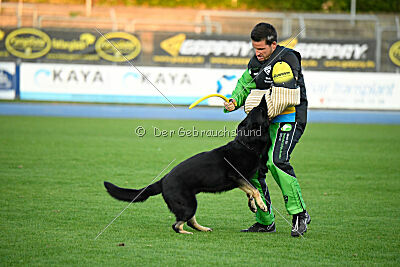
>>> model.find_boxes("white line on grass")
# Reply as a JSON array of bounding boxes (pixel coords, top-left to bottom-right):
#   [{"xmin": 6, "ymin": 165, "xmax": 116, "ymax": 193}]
[
  {"xmin": 223, "ymin": 157, "xmax": 306, "ymax": 239},
  {"xmin": 94, "ymin": 158, "xmax": 176, "ymax": 240},
  {"xmin": 94, "ymin": 28, "xmax": 176, "ymax": 109}
]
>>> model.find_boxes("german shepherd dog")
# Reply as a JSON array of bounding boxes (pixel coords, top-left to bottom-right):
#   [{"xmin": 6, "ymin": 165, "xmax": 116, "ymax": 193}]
[{"xmin": 104, "ymin": 96, "xmax": 271, "ymax": 234}]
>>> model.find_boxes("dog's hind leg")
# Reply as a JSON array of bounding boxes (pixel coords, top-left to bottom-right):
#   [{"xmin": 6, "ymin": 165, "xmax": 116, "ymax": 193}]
[
  {"xmin": 164, "ymin": 190, "xmax": 198, "ymax": 234},
  {"xmin": 187, "ymin": 216, "xmax": 213, "ymax": 232},
  {"xmin": 172, "ymin": 221, "xmax": 193, "ymax": 235}
]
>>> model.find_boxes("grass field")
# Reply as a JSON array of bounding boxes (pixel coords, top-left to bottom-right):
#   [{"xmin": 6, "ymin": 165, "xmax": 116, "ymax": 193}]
[{"xmin": 1, "ymin": 115, "xmax": 399, "ymax": 265}]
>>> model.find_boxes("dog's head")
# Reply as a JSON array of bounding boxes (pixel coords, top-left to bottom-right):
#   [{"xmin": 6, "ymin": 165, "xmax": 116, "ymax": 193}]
[{"xmin": 235, "ymin": 95, "xmax": 270, "ymax": 151}]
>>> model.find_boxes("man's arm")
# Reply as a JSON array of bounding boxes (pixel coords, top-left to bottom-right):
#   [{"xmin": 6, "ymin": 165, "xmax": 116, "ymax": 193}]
[{"xmin": 224, "ymin": 69, "xmax": 256, "ymax": 113}]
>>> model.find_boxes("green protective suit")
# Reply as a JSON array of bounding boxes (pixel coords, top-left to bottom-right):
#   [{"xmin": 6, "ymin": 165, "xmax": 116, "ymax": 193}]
[{"xmin": 225, "ymin": 47, "xmax": 308, "ymax": 225}]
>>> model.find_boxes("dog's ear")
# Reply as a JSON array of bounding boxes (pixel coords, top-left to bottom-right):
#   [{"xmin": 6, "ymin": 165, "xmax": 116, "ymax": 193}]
[{"xmin": 258, "ymin": 94, "xmax": 268, "ymax": 112}]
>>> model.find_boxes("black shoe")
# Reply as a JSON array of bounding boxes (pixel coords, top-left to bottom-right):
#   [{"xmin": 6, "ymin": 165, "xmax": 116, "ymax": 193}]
[
  {"xmin": 305, "ymin": 210, "xmax": 311, "ymax": 224},
  {"xmin": 291, "ymin": 210, "xmax": 310, "ymax": 237},
  {"xmin": 241, "ymin": 222, "xmax": 276, "ymax": 233}
]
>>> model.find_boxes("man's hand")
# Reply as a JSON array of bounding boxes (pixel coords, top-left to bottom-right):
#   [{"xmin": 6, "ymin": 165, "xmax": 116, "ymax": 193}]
[{"xmin": 224, "ymin": 99, "xmax": 237, "ymax": 111}]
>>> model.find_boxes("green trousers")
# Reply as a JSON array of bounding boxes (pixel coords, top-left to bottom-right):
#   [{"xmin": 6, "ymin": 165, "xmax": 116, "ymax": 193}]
[{"xmin": 250, "ymin": 122, "xmax": 306, "ymax": 225}]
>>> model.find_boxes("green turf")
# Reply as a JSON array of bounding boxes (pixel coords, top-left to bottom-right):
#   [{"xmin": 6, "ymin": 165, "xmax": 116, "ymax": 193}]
[{"xmin": 0, "ymin": 116, "xmax": 399, "ymax": 265}]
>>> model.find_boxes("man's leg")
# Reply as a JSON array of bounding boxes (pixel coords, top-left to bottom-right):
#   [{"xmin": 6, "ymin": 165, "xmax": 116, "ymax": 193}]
[
  {"xmin": 267, "ymin": 122, "xmax": 310, "ymax": 236},
  {"xmin": 250, "ymin": 169, "xmax": 274, "ymax": 225},
  {"xmin": 267, "ymin": 122, "xmax": 306, "ymax": 214},
  {"xmin": 240, "ymin": 157, "xmax": 275, "ymax": 232}
]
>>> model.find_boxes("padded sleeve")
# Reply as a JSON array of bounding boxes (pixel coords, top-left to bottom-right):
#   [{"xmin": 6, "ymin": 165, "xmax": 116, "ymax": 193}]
[{"xmin": 264, "ymin": 86, "xmax": 300, "ymax": 119}]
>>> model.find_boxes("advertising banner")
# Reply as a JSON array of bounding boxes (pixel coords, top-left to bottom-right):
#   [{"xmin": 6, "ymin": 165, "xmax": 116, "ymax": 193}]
[
  {"xmin": 19, "ymin": 62, "xmax": 243, "ymax": 105},
  {"xmin": 0, "ymin": 28, "xmax": 142, "ymax": 64},
  {"xmin": 305, "ymin": 71, "xmax": 400, "ymax": 110},
  {"xmin": 388, "ymin": 40, "xmax": 400, "ymax": 67},
  {"xmin": 20, "ymin": 62, "xmax": 400, "ymax": 110},
  {"xmin": 0, "ymin": 62, "xmax": 16, "ymax": 100},
  {"xmin": 152, "ymin": 33, "xmax": 253, "ymax": 68},
  {"xmin": 1, "ymin": 28, "xmax": 377, "ymax": 71},
  {"xmin": 153, "ymin": 33, "xmax": 376, "ymax": 71},
  {"xmin": 295, "ymin": 39, "xmax": 376, "ymax": 71}
]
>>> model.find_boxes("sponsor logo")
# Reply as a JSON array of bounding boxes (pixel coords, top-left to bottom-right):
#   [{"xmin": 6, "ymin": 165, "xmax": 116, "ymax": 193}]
[
  {"xmin": 281, "ymin": 124, "xmax": 292, "ymax": 132},
  {"xmin": 5, "ymin": 28, "xmax": 51, "ymax": 59},
  {"xmin": 33, "ymin": 69, "xmax": 50, "ymax": 84},
  {"xmin": 278, "ymin": 132, "xmax": 286, "ymax": 159},
  {"xmin": 51, "ymin": 33, "xmax": 96, "ymax": 52},
  {"xmin": 388, "ymin": 40, "xmax": 400, "ymax": 67},
  {"xmin": 0, "ymin": 70, "xmax": 13, "ymax": 90},
  {"xmin": 160, "ymin": 33, "xmax": 186, "ymax": 57},
  {"xmin": 122, "ymin": 72, "xmax": 141, "ymax": 85},
  {"xmin": 159, "ymin": 33, "xmax": 253, "ymax": 57},
  {"xmin": 272, "ymin": 61, "xmax": 294, "ymax": 85},
  {"xmin": 95, "ymin": 32, "xmax": 141, "ymax": 62},
  {"xmin": 263, "ymin": 65, "xmax": 271, "ymax": 75},
  {"xmin": 34, "ymin": 69, "xmax": 104, "ymax": 84},
  {"xmin": 250, "ymin": 68, "xmax": 258, "ymax": 77},
  {"xmin": 158, "ymin": 34, "xmax": 298, "ymax": 59},
  {"xmin": 274, "ymin": 71, "xmax": 290, "ymax": 78},
  {"xmin": 295, "ymin": 42, "xmax": 369, "ymax": 60},
  {"xmin": 283, "ymin": 195, "xmax": 288, "ymax": 203},
  {"xmin": 263, "ymin": 77, "xmax": 272, "ymax": 85},
  {"xmin": 278, "ymin": 37, "xmax": 298, "ymax": 49},
  {"xmin": 216, "ymin": 75, "xmax": 235, "ymax": 97},
  {"xmin": 123, "ymin": 71, "xmax": 191, "ymax": 86}
]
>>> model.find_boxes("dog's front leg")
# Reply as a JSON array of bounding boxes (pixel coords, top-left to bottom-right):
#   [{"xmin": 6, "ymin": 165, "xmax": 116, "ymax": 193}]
[
  {"xmin": 238, "ymin": 183, "xmax": 268, "ymax": 212},
  {"xmin": 246, "ymin": 194, "xmax": 257, "ymax": 213}
]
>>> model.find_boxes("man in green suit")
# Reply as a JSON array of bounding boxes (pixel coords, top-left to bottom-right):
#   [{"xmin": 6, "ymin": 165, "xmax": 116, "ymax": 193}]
[{"xmin": 224, "ymin": 23, "xmax": 310, "ymax": 237}]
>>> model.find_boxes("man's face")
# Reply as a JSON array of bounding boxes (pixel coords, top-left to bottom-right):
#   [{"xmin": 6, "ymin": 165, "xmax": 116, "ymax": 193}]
[{"xmin": 252, "ymin": 39, "xmax": 277, "ymax": 62}]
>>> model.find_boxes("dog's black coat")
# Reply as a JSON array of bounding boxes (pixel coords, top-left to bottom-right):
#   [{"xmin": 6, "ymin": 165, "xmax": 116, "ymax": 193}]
[{"xmin": 104, "ymin": 96, "xmax": 271, "ymax": 230}]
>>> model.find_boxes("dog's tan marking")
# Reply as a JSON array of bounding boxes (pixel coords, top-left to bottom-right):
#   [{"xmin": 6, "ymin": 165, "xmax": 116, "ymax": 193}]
[
  {"xmin": 188, "ymin": 216, "xmax": 212, "ymax": 232},
  {"xmin": 239, "ymin": 184, "xmax": 268, "ymax": 212},
  {"xmin": 174, "ymin": 221, "xmax": 193, "ymax": 234},
  {"xmin": 247, "ymin": 194, "xmax": 257, "ymax": 213}
]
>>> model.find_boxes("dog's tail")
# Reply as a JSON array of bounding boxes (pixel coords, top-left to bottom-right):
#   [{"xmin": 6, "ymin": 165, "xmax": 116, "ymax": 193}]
[{"xmin": 104, "ymin": 179, "xmax": 162, "ymax": 202}]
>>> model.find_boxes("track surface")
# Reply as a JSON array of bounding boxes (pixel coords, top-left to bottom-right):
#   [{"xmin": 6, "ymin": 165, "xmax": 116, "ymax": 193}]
[{"xmin": 0, "ymin": 102, "xmax": 399, "ymax": 124}]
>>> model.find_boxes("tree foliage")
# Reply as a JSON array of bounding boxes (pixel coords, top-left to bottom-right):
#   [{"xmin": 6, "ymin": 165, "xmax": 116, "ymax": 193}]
[
  {"xmin": 7, "ymin": 0, "xmax": 400, "ymax": 12},
  {"xmin": 97, "ymin": 0, "xmax": 399, "ymax": 12}
]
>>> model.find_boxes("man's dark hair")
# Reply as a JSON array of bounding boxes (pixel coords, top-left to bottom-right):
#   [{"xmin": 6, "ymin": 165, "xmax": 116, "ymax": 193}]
[{"xmin": 251, "ymin": 23, "xmax": 277, "ymax": 45}]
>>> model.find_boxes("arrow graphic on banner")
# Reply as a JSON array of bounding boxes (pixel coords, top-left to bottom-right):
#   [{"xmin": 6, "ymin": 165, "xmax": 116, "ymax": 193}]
[{"xmin": 160, "ymin": 33, "xmax": 186, "ymax": 57}]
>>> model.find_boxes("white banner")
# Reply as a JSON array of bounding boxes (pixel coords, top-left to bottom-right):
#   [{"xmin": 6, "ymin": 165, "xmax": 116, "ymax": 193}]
[
  {"xmin": 0, "ymin": 62, "xmax": 16, "ymax": 100},
  {"xmin": 304, "ymin": 71, "xmax": 400, "ymax": 110},
  {"xmin": 20, "ymin": 63, "xmax": 242, "ymax": 105},
  {"xmin": 20, "ymin": 63, "xmax": 400, "ymax": 110}
]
